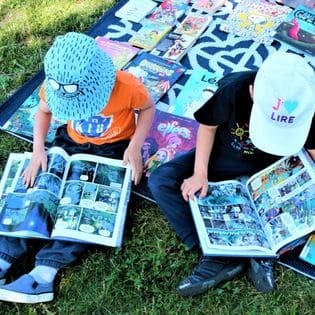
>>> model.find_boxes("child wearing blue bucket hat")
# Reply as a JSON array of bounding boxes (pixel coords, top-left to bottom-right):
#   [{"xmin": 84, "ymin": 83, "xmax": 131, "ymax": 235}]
[{"xmin": 0, "ymin": 32, "xmax": 154, "ymax": 303}]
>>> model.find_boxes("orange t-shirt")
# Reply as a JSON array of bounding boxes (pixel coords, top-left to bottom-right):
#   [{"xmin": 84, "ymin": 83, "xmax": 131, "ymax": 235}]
[{"xmin": 40, "ymin": 71, "xmax": 149, "ymax": 145}]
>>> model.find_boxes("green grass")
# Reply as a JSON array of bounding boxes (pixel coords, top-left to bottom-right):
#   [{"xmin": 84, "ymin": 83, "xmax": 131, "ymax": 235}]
[{"xmin": 0, "ymin": 1, "xmax": 314, "ymax": 314}]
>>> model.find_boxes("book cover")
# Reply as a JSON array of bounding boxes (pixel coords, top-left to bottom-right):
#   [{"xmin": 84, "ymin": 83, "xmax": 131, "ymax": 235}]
[
  {"xmin": 115, "ymin": 0, "xmax": 157, "ymax": 23},
  {"xmin": 96, "ymin": 36, "xmax": 140, "ymax": 69},
  {"xmin": 175, "ymin": 12, "xmax": 213, "ymax": 37},
  {"xmin": 192, "ymin": 0, "xmax": 227, "ymax": 13},
  {"xmin": 128, "ymin": 19, "xmax": 172, "ymax": 50},
  {"xmin": 170, "ymin": 69, "xmax": 221, "ymax": 119},
  {"xmin": 220, "ymin": 0, "xmax": 292, "ymax": 45},
  {"xmin": 150, "ymin": 31, "xmax": 196, "ymax": 61},
  {"xmin": 1, "ymin": 86, "xmax": 62, "ymax": 145},
  {"xmin": 124, "ymin": 52, "xmax": 186, "ymax": 103},
  {"xmin": 276, "ymin": 0, "xmax": 315, "ymax": 9},
  {"xmin": 273, "ymin": 5, "xmax": 315, "ymax": 56},
  {"xmin": 189, "ymin": 149, "xmax": 315, "ymax": 257},
  {"xmin": 299, "ymin": 233, "xmax": 315, "ymax": 265},
  {"xmin": 0, "ymin": 147, "xmax": 132, "ymax": 247},
  {"xmin": 148, "ymin": 0, "xmax": 191, "ymax": 26}
]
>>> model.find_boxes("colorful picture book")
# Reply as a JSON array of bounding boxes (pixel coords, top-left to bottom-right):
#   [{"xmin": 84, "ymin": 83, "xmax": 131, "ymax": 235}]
[
  {"xmin": 133, "ymin": 109, "xmax": 198, "ymax": 201},
  {"xmin": 1, "ymin": 85, "xmax": 61, "ymax": 145},
  {"xmin": 299, "ymin": 233, "xmax": 315, "ymax": 265},
  {"xmin": 96, "ymin": 36, "xmax": 140, "ymax": 69},
  {"xmin": 128, "ymin": 19, "xmax": 172, "ymax": 50},
  {"xmin": 176, "ymin": 12, "xmax": 213, "ymax": 37},
  {"xmin": 189, "ymin": 149, "xmax": 315, "ymax": 257},
  {"xmin": 115, "ymin": 0, "xmax": 157, "ymax": 23},
  {"xmin": 192, "ymin": 0, "xmax": 227, "ymax": 13},
  {"xmin": 220, "ymin": 0, "xmax": 292, "ymax": 45},
  {"xmin": 124, "ymin": 52, "xmax": 186, "ymax": 103},
  {"xmin": 150, "ymin": 31, "xmax": 196, "ymax": 61},
  {"xmin": 0, "ymin": 146, "xmax": 132, "ymax": 247},
  {"xmin": 170, "ymin": 69, "xmax": 221, "ymax": 119},
  {"xmin": 148, "ymin": 0, "xmax": 190, "ymax": 26},
  {"xmin": 275, "ymin": 0, "xmax": 315, "ymax": 9},
  {"xmin": 273, "ymin": 5, "xmax": 315, "ymax": 56}
]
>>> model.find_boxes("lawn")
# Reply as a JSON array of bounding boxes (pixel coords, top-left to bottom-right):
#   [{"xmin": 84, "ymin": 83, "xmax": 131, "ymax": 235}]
[{"xmin": 0, "ymin": 0, "xmax": 314, "ymax": 314}]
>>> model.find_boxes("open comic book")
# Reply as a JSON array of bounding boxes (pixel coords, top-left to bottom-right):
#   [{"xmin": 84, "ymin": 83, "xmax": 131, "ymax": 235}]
[
  {"xmin": 0, "ymin": 147, "xmax": 132, "ymax": 247},
  {"xmin": 189, "ymin": 149, "xmax": 315, "ymax": 258}
]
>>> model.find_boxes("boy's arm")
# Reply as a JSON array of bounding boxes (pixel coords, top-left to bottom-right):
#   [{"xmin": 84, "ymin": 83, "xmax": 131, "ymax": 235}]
[
  {"xmin": 123, "ymin": 94, "xmax": 155, "ymax": 185},
  {"xmin": 181, "ymin": 124, "xmax": 218, "ymax": 201},
  {"xmin": 23, "ymin": 100, "xmax": 52, "ymax": 187}
]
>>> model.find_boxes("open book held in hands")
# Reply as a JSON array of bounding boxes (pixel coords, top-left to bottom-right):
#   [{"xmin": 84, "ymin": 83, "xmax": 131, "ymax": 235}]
[
  {"xmin": 189, "ymin": 149, "xmax": 315, "ymax": 258},
  {"xmin": 0, "ymin": 147, "xmax": 132, "ymax": 248}
]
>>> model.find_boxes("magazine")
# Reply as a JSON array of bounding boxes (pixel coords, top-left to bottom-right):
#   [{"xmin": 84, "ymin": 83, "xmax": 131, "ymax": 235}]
[
  {"xmin": 299, "ymin": 233, "xmax": 315, "ymax": 265},
  {"xmin": 115, "ymin": 0, "xmax": 157, "ymax": 23},
  {"xmin": 191, "ymin": 0, "xmax": 227, "ymax": 13},
  {"xmin": 273, "ymin": 5, "xmax": 315, "ymax": 56},
  {"xmin": 148, "ymin": 0, "xmax": 190, "ymax": 26},
  {"xmin": 175, "ymin": 12, "xmax": 213, "ymax": 37},
  {"xmin": 150, "ymin": 31, "xmax": 197, "ymax": 61},
  {"xmin": 189, "ymin": 149, "xmax": 315, "ymax": 257},
  {"xmin": 0, "ymin": 146, "xmax": 132, "ymax": 247},
  {"xmin": 220, "ymin": 0, "xmax": 292, "ymax": 45},
  {"xmin": 124, "ymin": 52, "xmax": 186, "ymax": 103},
  {"xmin": 95, "ymin": 36, "xmax": 140, "ymax": 69},
  {"xmin": 128, "ymin": 19, "xmax": 172, "ymax": 50},
  {"xmin": 1, "ymin": 86, "xmax": 62, "ymax": 145},
  {"xmin": 133, "ymin": 109, "xmax": 198, "ymax": 201},
  {"xmin": 275, "ymin": 0, "xmax": 315, "ymax": 9},
  {"xmin": 170, "ymin": 69, "xmax": 221, "ymax": 119}
]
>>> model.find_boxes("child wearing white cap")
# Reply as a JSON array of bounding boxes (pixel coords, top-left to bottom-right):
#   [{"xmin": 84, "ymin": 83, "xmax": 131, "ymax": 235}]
[
  {"xmin": 0, "ymin": 32, "xmax": 155, "ymax": 303},
  {"xmin": 149, "ymin": 51, "xmax": 315, "ymax": 297}
]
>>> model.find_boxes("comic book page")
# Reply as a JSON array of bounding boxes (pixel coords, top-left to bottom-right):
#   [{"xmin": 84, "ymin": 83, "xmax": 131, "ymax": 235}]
[
  {"xmin": 246, "ymin": 149, "xmax": 315, "ymax": 253},
  {"xmin": 51, "ymin": 152, "xmax": 132, "ymax": 248}
]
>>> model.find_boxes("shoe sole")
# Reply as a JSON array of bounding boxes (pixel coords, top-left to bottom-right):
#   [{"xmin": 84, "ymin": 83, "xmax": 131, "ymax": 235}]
[
  {"xmin": 178, "ymin": 263, "xmax": 245, "ymax": 297},
  {"xmin": 0, "ymin": 288, "xmax": 53, "ymax": 303}
]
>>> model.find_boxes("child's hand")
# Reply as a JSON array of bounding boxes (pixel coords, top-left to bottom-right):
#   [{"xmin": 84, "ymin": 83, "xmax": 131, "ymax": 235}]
[
  {"xmin": 22, "ymin": 149, "xmax": 48, "ymax": 187},
  {"xmin": 123, "ymin": 146, "xmax": 143, "ymax": 185},
  {"xmin": 181, "ymin": 173, "xmax": 208, "ymax": 202}
]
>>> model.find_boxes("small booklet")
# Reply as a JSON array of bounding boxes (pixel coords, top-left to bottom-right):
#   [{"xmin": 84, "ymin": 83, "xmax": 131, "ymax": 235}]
[
  {"xmin": 128, "ymin": 19, "xmax": 172, "ymax": 50},
  {"xmin": 273, "ymin": 5, "xmax": 315, "ymax": 56},
  {"xmin": 299, "ymin": 233, "xmax": 315, "ymax": 265},
  {"xmin": 275, "ymin": 0, "xmax": 315, "ymax": 9},
  {"xmin": 191, "ymin": 0, "xmax": 227, "ymax": 13},
  {"xmin": 0, "ymin": 147, "xmax": 132, "ymax": 248},
  {"xmin": 124, "ymin": 52, "xmax": 186, "ymax": 103},
  {"xmin": 115, "ymin": 0, "xmax": 157, "ymax": 23},
  {"xmin": 96, "ymin": 36, "xmax": 140, "ymax": 69},
  {"xmin": 189, "ymin": 149, "xmax": 315, "ymax": 257}
]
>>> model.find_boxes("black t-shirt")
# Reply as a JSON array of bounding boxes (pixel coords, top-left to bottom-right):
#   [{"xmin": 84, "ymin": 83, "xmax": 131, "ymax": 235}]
[{"xmin": 194, "ymin": 71, "xmax": 315, "ymax": 180}]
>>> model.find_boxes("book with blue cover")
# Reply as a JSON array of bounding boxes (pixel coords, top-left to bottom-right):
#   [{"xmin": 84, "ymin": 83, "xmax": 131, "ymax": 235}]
[{"xmin": 124, "ymin": 52, "xmax": 186, "ymax": 103}]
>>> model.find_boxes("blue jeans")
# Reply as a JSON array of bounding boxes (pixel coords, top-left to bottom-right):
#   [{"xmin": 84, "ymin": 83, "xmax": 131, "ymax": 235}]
[
  {"xmin": 148, "ymin": 149, "xmax": 263, "ymax": 250},
  {"xmin": 0, "ymin": 125, "xmax": 129, "ymax": 270}
]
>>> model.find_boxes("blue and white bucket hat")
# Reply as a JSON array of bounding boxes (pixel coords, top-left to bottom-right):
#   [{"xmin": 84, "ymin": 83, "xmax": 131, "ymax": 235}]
[{"xmin": 44, "ymin": 32, "xmax": 116, "ymax": 121}]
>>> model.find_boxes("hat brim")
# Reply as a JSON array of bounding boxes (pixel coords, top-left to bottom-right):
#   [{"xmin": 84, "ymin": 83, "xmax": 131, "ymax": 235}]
[{"xmin": 249, "ymin": 100, "xmax": 312, "ymax": 156}]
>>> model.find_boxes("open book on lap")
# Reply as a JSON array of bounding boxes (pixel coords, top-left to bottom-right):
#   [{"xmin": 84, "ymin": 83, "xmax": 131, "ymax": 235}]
[
  {"xmin": 0, "ymin": 147, "xmax": 132, "ymax": 248},
  {"xmin": 189, "ymin": 149, "xmax": 315, "ymax": 258}
]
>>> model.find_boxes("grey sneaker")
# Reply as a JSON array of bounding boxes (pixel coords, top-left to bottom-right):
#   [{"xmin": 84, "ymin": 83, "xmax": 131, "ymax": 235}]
[
  {"xmin": 248, "ymin": 258, "xmax": 275, "ymax": 293},
  {"xmin": 0, "ymin": 268, "xmax": 7, "ymax": 285},
  {"xmin": 177, "ymin": 257, "xmax": 246, "ymax": 297}
]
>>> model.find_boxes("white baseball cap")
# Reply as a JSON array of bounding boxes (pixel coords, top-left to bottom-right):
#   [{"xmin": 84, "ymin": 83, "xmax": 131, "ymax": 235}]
[{"xmin": 249, "ymin": 51, "xmax": 315, "ymax": 156}]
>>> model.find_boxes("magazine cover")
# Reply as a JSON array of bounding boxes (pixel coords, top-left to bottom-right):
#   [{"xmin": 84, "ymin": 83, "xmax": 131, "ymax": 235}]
[
  {"xmin": 128, "ymin": 19, "xmax": 172, "ymax": 50},
  {"xmin": 150, "ymin": 31, "xmax": 196, "ymax": 61},
  {"xmin": 273, "ymin": 5, "xmax": 315, "ymax": 56},
  {"xmin": 170, "ymin": 69, "xmax": 221, "ymax": 119},
  {"xmin": 220, "ymin": 0, "xmax": 292, "ymax": 45},
  {"xmin": 124, "ymin": 52, "xmax": 186, "ymax": 103},
  {"xmin": 1, "ymin": 86, "xmax": 62, "ymax": 145},
  {"xmin": 275, "ymin": 0, "xmax": 315, "ymax": 9},
  {"xmin": 96, "ymin": 36, "xmax": 140, "ymax": 69},
  {"xmin": 191, "ymin": 0, "xmax": 227, "ymax": 13},
  {"xmin": 114, "ymin": 0, "xmax": 157, "ymax": 23}
]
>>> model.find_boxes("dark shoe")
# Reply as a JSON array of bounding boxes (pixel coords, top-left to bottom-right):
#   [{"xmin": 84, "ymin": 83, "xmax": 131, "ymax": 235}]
[
  {"xmin": 248, "ymin": 258, "xmax": 275, "ymax": 293},
  {"xmin": 0, "ymin": 269, "xmax": 7, "ymax": 285},
  {"xmin": 177, "ymin": 257, "xmax": 246, "ymax": 297}
]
